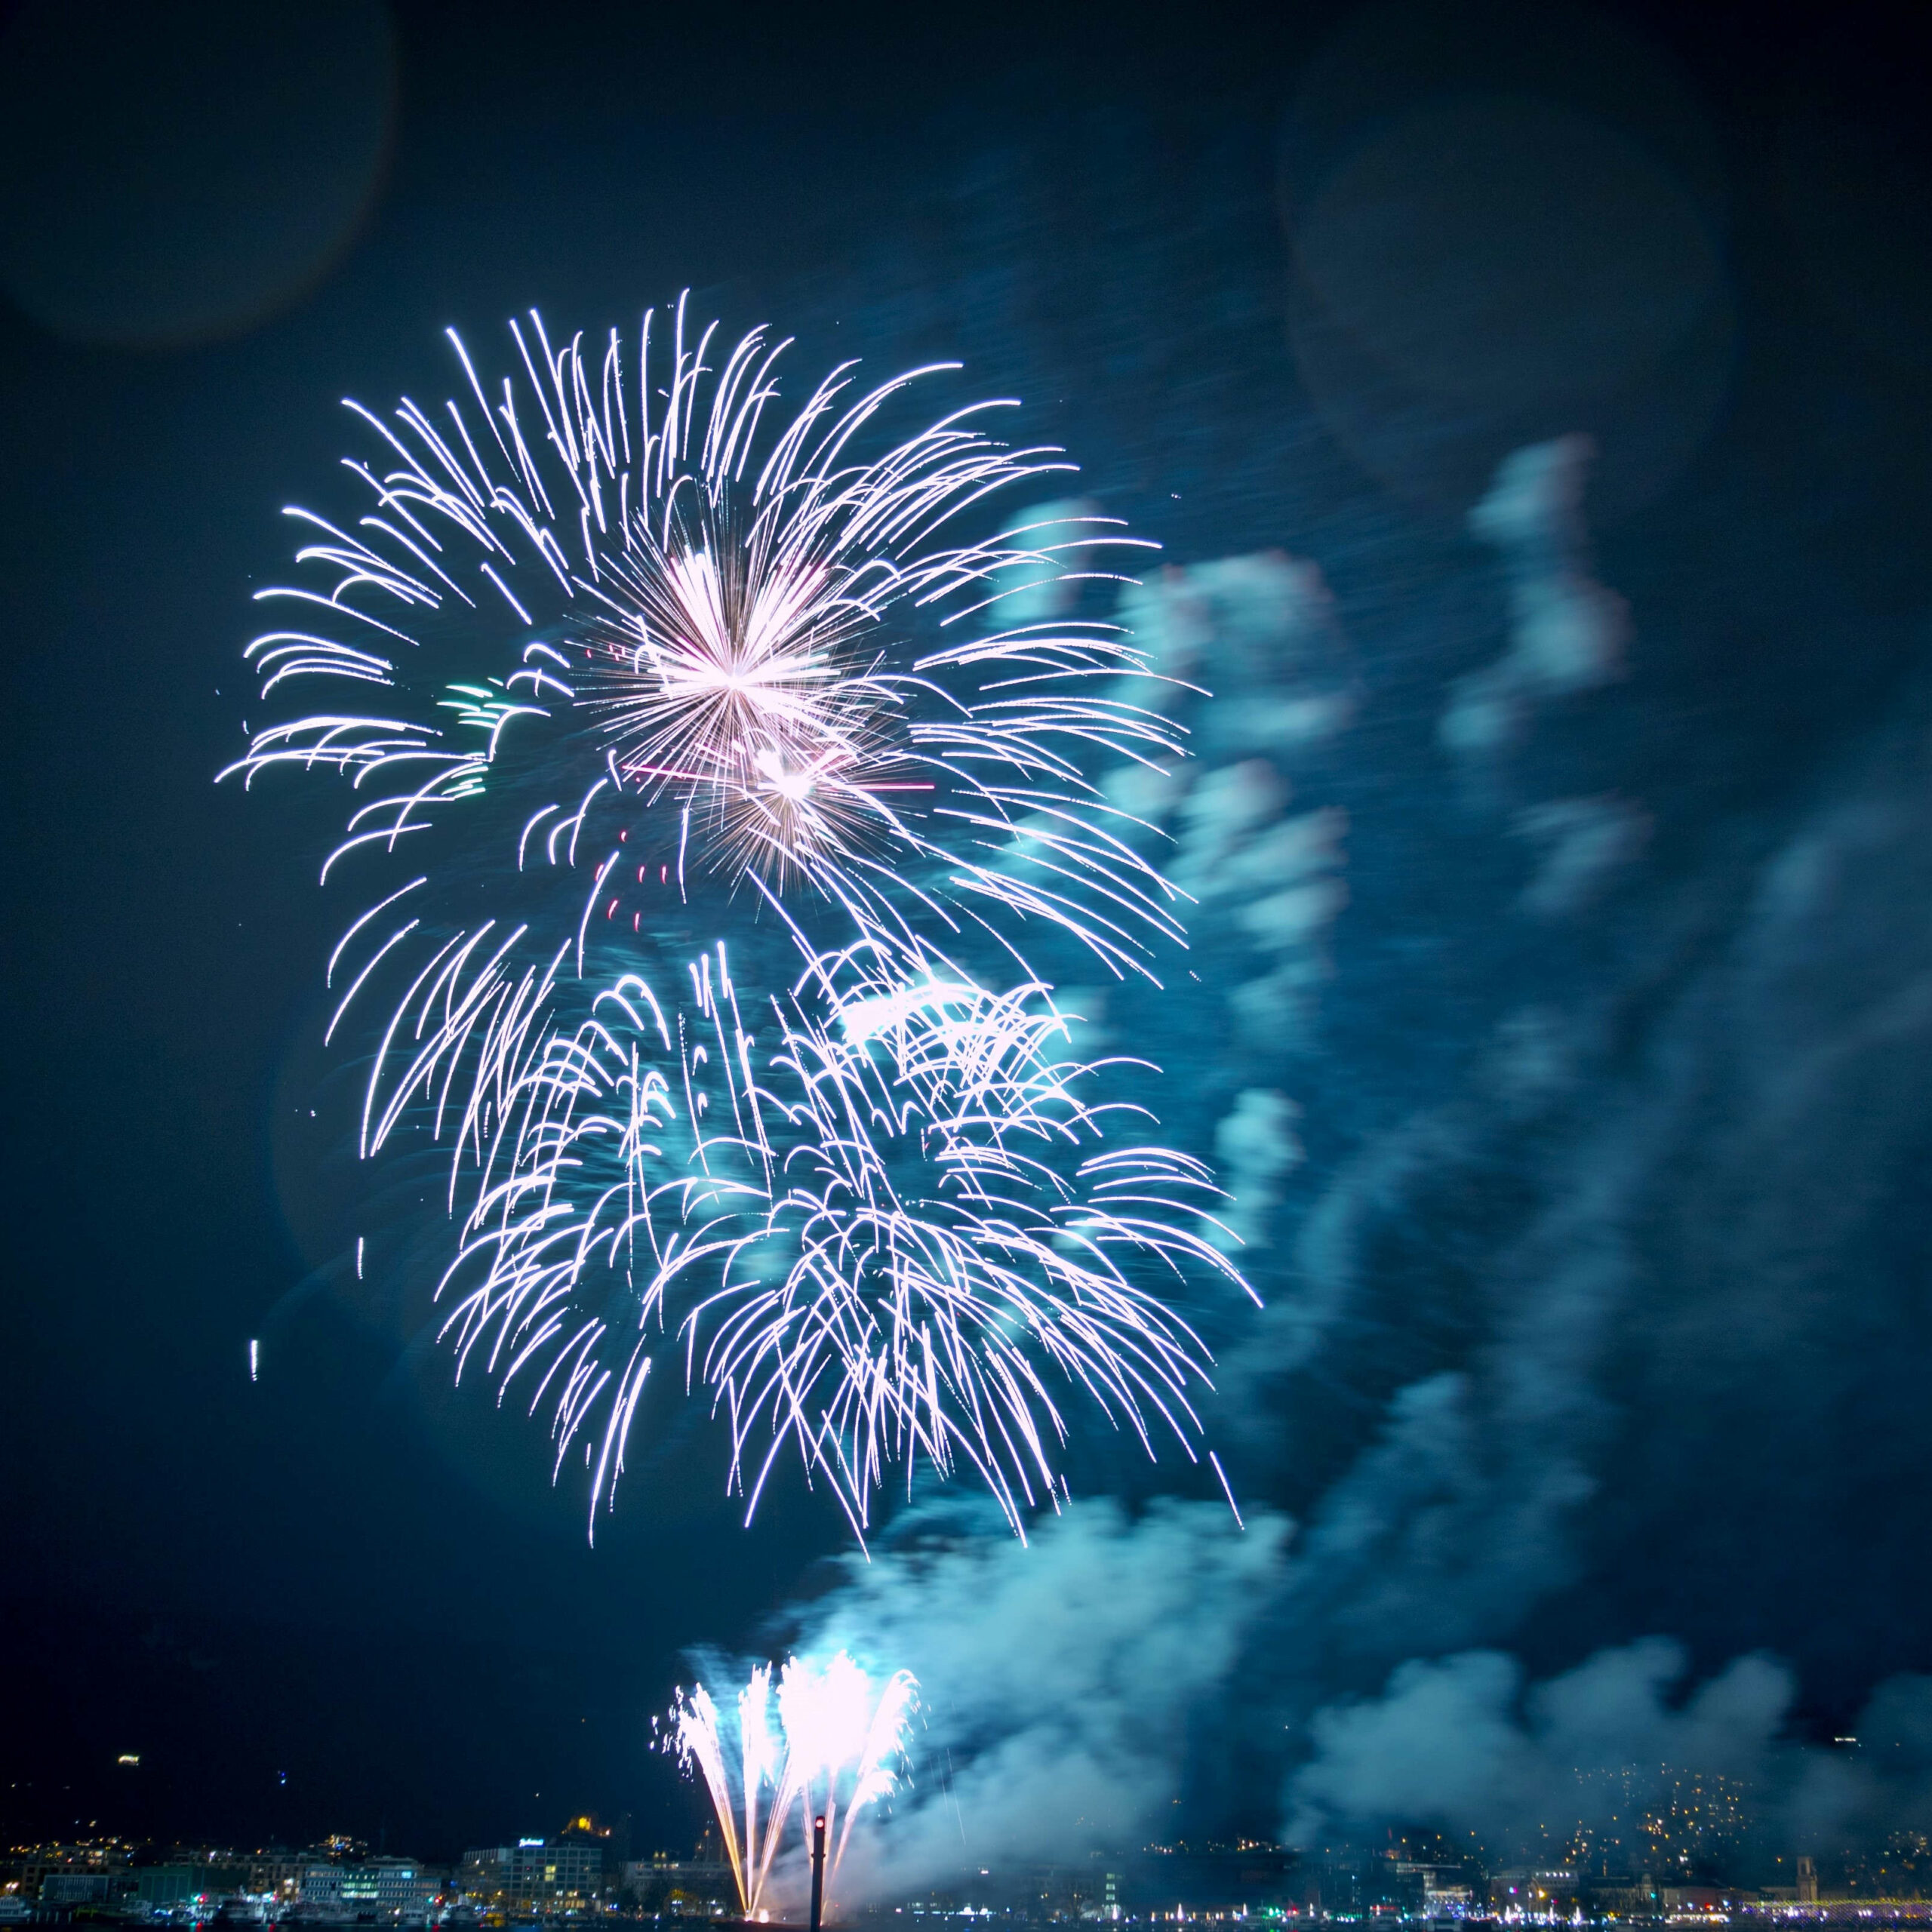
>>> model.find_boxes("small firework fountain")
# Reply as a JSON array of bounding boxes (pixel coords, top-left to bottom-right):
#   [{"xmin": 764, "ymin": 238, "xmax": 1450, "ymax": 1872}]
[{"xmin": 663, "ymin": 1654, "xmax": 917, "ymax": 1918}]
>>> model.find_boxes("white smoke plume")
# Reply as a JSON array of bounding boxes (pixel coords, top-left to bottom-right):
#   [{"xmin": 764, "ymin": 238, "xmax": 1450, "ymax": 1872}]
[
  {"xmin": 1166, "ymin": 761, "xmax": 1349, "ymax": 1052},
  {"xmin": 797, "ymin": 1500, "xmax": 1291, "ymax": 1896},
  {"xmin": 1120, "ymin": 550, "xmax": 1358, "ymax": 755},
  {"xmin": 1213, "ymin": 1089, "xmax": 1305, "ymax": 1254},
  {"xmin": 1287, "ymin": 1641, "xmax": 1932, "ymax": 1865},
  {"xmin": 781, "ymin": 435, "xmax": 1932, "ymax": 1890},
  {"xmin": 1514, "ymin": 795, "xmax": 1652, "ymax": 918}
]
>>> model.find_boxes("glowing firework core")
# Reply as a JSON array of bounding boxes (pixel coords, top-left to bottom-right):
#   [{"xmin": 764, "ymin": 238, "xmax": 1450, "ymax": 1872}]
[{"xmin": 611, "ymin": 552, "xmax": 858, "ymax": 793}]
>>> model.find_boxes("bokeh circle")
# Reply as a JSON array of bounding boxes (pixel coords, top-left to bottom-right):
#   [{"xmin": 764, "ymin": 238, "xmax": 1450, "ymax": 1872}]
[
  {"xmin": 1293, "ymin": 97, "xmax": 1721, "ymax": 414},
  {"xmin": 0, "ymin": 0, "xmax": 396, "ymax": 349},
  {"xmin": 1278, "ymin": 0, "xmax": 1735, "ymax": 518}
]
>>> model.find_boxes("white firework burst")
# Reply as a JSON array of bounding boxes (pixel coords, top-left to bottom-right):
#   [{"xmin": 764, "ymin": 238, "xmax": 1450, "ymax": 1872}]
[
  {"xmin": 224, "ymin": 298, "xmax": 1253, "ymax": 1537},
  {"xmin": 363, "ymin": 918, "xmax": 1246, "ymax": 1540},
  {"xmin": 227, "ymin": 296, "xmax": 1185, "ymax": 966}
]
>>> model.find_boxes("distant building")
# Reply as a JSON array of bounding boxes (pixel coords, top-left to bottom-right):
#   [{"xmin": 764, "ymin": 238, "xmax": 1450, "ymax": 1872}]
[
  {"xmin": 559, "ymin": 1813, "xmax": 626, "ymax": 1858},
  {"xmin": 460, "ymin": 1839, "xmax": 602, "ymax": 1910},
  {"xmin": 1491, "ymin": 1866, "xmax": 1583, "ymax": 1912},
  {"xmin": 619, "ymin": 1853, "xmax": 736, "ymax": 1913},
  {"xmin": 245, "ymin": 1850, "xmax": 315, "ymax": 1899},
  {"xmin": 1799, "ymin": 1856, "xmax": 1820, "ymax": 1904},
  {"xmin": 1660, "ymin": 1884, "xmax": 1760, "ymax": 1912},
  {"xmin": 1584, "ymin": 1873, "xmax": 1663, "ymax": 1916},
  {"xmin": 1372, "ymin": 1854, "xmax": 1474, "ymax": 1915},
  {"xmin": 39, "ymin": 1873, "xmax": 114, "ymax": 1907},
  {"xmin": 459, "ymin": 1847, "xmax": 505, "ymax": 1903},
  {"xmin": 131, "ymin": 1865, "xmax": 248, "ymax": 1908},
  {"xmin": 300, "ymin": 1857, "xmax": 436, "ymax": 1913},
  {"xmin": 1137, "ymin": 1842, "xmax": 1298, "ymax": 1912},
  {"xmin": 18, "ymin": 1844, "xmax": 135, "ymax": 1906}
]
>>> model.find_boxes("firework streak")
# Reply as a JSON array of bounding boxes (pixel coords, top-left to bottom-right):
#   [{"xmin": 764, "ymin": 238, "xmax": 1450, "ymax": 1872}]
[{"xmin": 224, "ymin": 299, "xmax": 1254, "ymax": 1540}]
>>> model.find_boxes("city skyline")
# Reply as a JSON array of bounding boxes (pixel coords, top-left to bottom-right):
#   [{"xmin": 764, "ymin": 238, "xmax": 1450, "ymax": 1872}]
[{"xmin": 12, "ymin": 1821, "xmax": 1932, "ymax": 1922}]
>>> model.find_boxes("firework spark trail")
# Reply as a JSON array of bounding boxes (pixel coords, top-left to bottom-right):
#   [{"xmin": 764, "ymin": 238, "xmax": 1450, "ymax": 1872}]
[
  {"xmin": 224, "ymin": 300, "xmax": 1255, "ymax": 1536},
  {"xmin": 415, "ymin": 924, "xmax": 1249, "ymax": 1541},
  {"xmin": 666, "ymin": 1670, "xmax": 783, "ymax": 1914},
  {"xmin": 667, "ymin": 1654, "xmax": 918, "ymax": 1916},
  {"xmin": 227, "ymin": 296, "xmax": 1186, "ymax": 964}
]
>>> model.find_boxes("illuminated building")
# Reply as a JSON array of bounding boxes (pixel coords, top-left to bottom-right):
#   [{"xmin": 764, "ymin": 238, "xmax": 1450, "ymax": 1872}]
[
  {"xmin": 38, "ymin": 1874, "xmax": 115, "ymax": 1908},
  {"xmin": 300, "ymin": 1857, "xmax": 436, "ymax": 1912},
  {"xmin": 461, "ymin": 1838, "xmax": 603, "ymax": 1909},
  {"xmin": 1490, "ymin": 1866, "xmax": 1583, "ymax": 1914},
  {"xmin": 131, "ymin": 1865, "xmax": 248, "ymax": 1908}
]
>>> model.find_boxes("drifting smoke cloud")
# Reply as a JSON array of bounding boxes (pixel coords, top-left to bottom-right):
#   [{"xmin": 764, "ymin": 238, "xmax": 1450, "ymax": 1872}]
[
  {"xmin": 1121, "ymin": 551, "xmax": 1358, "ymax": 759},
  {"xmin": 785, "ymin": 426, "xmax": 1932, "ymax": 1886},
  {"xmin": 1287, "ymin": 1643, "xmax": 1932, "ymax": 1866},
  {"xmin": 1112, "ymin": 552, "xmax": 1355, "ymax": 1095},
  {"xmin": 1513, "ymin": 795, "xmax": 1652, "ymax": 919},
  {"xmin": 1212, "ymin": 1091, "xmax": 1305, "ymax": 1254},
  {"xmin": 1290, "ymin": 1641, "xmax": 1792, "ymax": 1852},
  {"xmin": 798, "ymin": 1500, "xmax": 1290, "ymax": 1894},
  {"xmin": 1169, "ymin": 758, "xmax": 1350, "ymax": 1058},
  {"xmin": 1441, "ymin": 435, "xmax": 1629, "ymax": 765}
]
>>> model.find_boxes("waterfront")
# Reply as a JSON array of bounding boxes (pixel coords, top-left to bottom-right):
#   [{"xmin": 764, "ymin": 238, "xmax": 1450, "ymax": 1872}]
[{"xmin": 11, "ymin": 1837, "xmax": 1932, "ymax": 1932}]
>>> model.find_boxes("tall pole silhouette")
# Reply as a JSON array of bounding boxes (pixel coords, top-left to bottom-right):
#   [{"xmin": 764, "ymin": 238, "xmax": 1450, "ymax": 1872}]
[{"xmin": 808, "ymin": 1815, "xmax": 827, "ymax": 1932}]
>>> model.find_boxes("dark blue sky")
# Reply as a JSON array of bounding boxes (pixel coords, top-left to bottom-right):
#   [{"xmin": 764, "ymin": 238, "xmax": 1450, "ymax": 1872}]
[{"xmin": 2, "ymin": 0, "xmax": 1930, "ymax": 1870}]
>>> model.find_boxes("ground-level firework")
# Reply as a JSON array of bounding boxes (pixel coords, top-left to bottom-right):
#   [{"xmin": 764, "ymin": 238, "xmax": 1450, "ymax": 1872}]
[
  {"xmin": 225, "ymin": 299, "xmax": 1254, "ymax": 1537},
  {"xmin": 665, "ymin": 1653, "xmax": 918, "ymax": 1916}
]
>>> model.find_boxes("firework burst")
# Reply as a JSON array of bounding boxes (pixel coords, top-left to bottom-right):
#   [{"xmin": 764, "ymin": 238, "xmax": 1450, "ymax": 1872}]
[
  {"xmin": 225, "ymin": 298, "xmax": 1253, "ymax": 1537},
  {"xmin": 230, "ymin": 295, "xmax": 1182, "ymax": 959},
  {"xmin": 411, "ymin": 926, "xmax": 1244, "ymax": 1539}
]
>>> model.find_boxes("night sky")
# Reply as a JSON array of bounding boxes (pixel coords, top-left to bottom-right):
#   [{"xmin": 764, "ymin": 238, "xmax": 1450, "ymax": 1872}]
[{"xmin": 3, "ymin": 0, "xmax": 1932, "ymax": 1878}]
